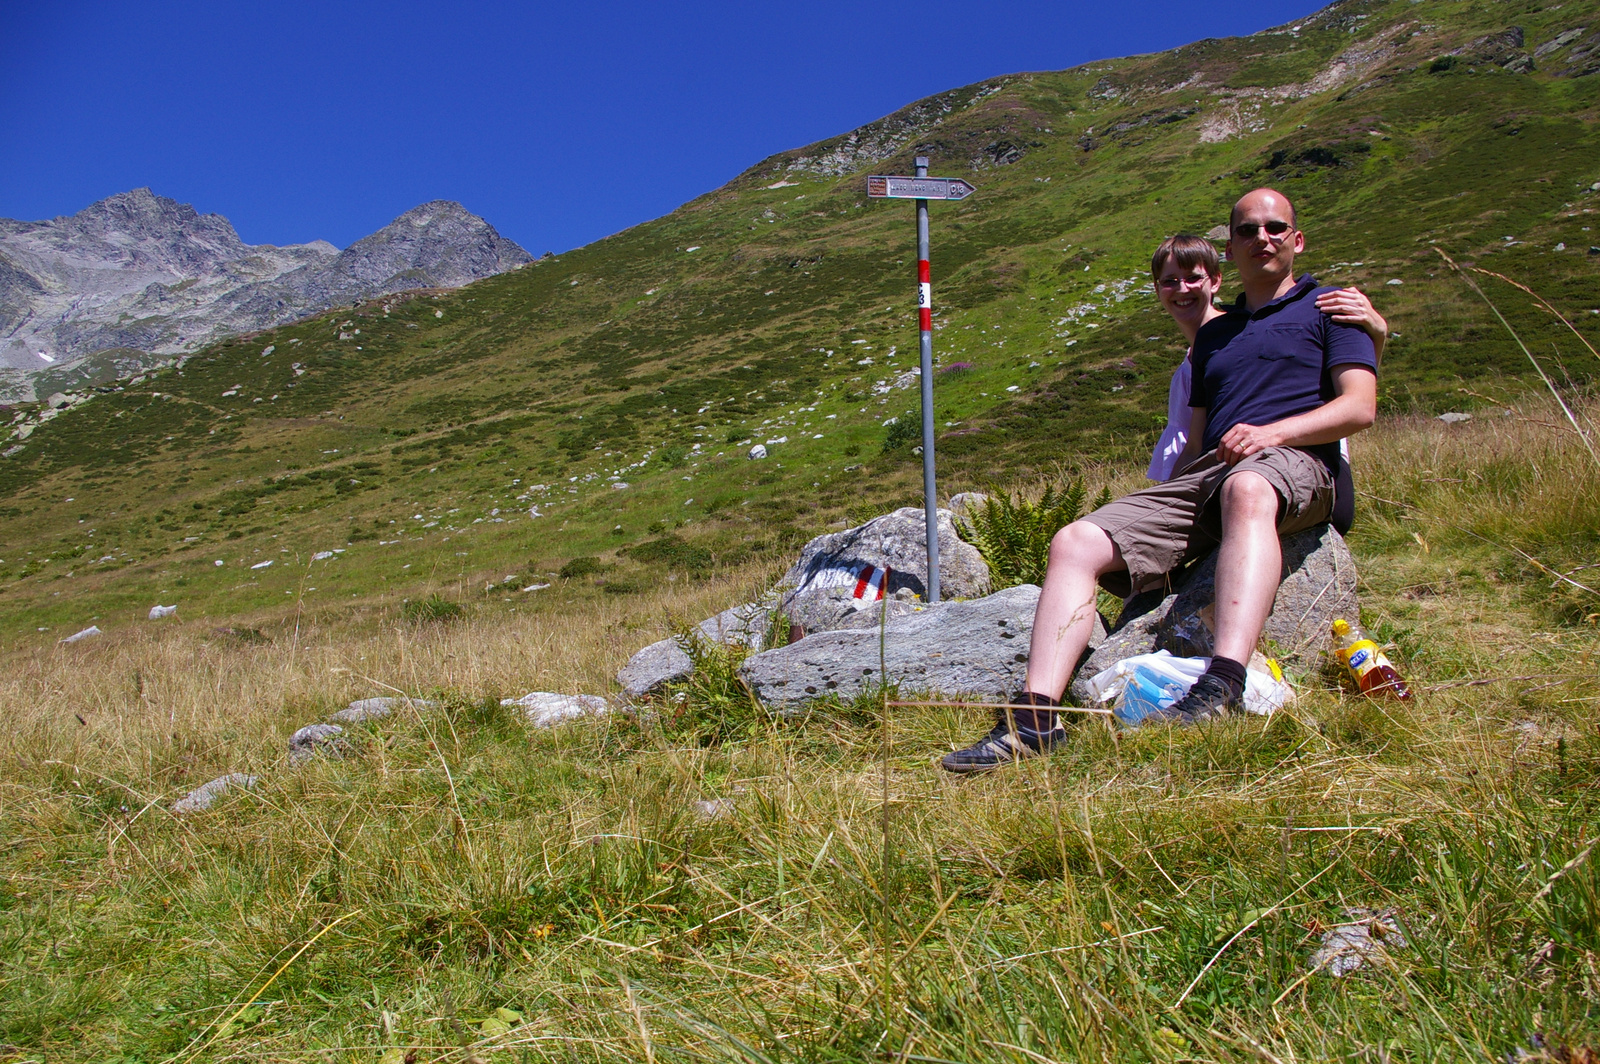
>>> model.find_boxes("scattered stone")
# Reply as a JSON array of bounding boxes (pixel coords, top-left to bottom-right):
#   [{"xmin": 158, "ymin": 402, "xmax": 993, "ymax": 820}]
[
  {"xmin": 693, "ymin": 798, "xmax": 736, "ymax": 820},
  {"xmin": 697, "ymin": 600, "xmax": 774, "ymax": 648},
  {"xmin": 172, "ymin": 773, "xmax": 259, "ymax": 814},
  {"xmin": 748, "ymin": 443, "xmax": 769, "ymax": 460},
  {"xmin": 288, "ymin": 723, "xmax": 348, "ymax": 764},
  {"xmin": 500, "ymin": 692, "xmax": 609, "ymax": 727},
  {"xmin": 779, "ymin": 506, "xmax": 991, "ymax": 636},
  {"xmin": 59, "ymin": 625, "xmax": 102, "ymax": 644},
  {"xmin": 618, "ymin": 639, "xmax": 695, "ymax": 698},
  {"xmin": 330, "ymin": 696, "xmax": 436, "ymax": 724},
  {"xmin": 251, "ymin": 560, "xmax": 274, "ymax": 570},
  {"xmin": 739, "ymin": 584, "xmax": 1051, "ymax": 712},
  {"xmin": 616, "ymin": 600, "xmax": 776, "ymax": 697},
  {"xmin": 1071, "ymin": 524, "xmax": 1358, "ymax": 702},
  {"xmin": 1437, "ymin": 411, "xmax": 1472, "ymax": 424},
  {"xmin": 148, "ymin": 604, "xmax": 177, "ymax": 619},
  {"xmin": 1308, "ymin": 908, "xmax": 1409, "ymax": 976},
  {"xmin": 947, "ymin": 491, "xmax": 990, "ymax": 524},
  {"xmin": 46, "ymin": 392, "xmax": 69, "ymax": 409}
]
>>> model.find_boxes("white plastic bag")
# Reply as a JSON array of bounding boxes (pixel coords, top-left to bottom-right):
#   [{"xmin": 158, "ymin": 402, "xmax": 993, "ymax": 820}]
[{"xmin": 1084, "ymin": 650, "xmax": 1292, "ymax": 726}]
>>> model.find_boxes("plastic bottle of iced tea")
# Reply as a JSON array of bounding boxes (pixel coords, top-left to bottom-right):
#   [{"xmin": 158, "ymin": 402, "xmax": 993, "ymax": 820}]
[{"xmin": 1331, "ymin": 618, "xmax": 1414, "ymax": 700}]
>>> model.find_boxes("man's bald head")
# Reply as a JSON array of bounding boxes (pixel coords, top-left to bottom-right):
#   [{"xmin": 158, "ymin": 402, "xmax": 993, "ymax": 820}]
[{"xmin": 1231, "ymin": 188, "xmax": 1297, "ymax": 230}]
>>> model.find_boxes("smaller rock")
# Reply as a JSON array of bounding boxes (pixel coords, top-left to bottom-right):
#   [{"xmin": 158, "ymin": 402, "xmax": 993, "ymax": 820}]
[
  {"xmin": 501, "ymin": 692, "xmax": 608, "ymax": 727},
  {"xmin": 148, "ymin": 604, "xmax": 177, "ymax": 619},
  {"xmin": 288, "ymin": 723, "xmax": 347, "ymax": 764},
  {"xmin": 948, "ymin": 491, "xmax": 990, "ymax": 524},
  {"xmin": 1436, "ymin": 411, "xmax": 1472, "ymax": 424},
  {"xmin": 172, "ymin": 773, "xmax": 259, "ymax": 814},
  {"xmin": 618, "ymin": 638, "xmax": 695, "ymax": 698},
  {"xmin": 693, "ymin": 798, "xmax": 736, "ymax": 821},
  {"xmin": 59, "ymin": 625, "xmax": 103, "ymax": 644},
  {"xmin": 1308, "ymin": 908, "xmax": 1409, "ymax": 977},
  {"xmin": 46, "ymin": 393, "xmax": 69, "ymax": 409},
  {"xmin": 748, "ymin": 443, "xmax": 768, "ymax": 460},
  {"xmin": 329, "ymin": 696, "xmax": 436, "ymax": 724}
]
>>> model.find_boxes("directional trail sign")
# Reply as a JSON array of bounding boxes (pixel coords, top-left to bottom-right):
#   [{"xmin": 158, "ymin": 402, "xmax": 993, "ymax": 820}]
[{"xmin": 866, "ymin": 175, "xmax": 976, "ymax": 201}]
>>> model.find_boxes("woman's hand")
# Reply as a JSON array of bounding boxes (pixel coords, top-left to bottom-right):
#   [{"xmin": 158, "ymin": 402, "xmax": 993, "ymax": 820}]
[{"xmin": 1315, "ymin": 286, "xmax": 1388, "ymax": 361}]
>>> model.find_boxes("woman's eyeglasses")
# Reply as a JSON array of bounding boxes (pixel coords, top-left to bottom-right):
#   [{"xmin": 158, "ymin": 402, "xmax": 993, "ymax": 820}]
[{"xmin": 1232, "ymin": 220, "xmax": 1294, "ymax": 241}]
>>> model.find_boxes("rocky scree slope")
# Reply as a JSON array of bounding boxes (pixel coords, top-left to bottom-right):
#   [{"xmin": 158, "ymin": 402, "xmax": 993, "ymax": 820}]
[{"xmin": 0, "ymin": 190, "xmax": 530, "ymax": 400}]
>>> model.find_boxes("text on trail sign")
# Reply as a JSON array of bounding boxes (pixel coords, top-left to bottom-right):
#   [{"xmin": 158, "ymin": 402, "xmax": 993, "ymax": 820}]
[{"xmin": 866, "ymin": 175, "xmax": 977, "ymax": 201}]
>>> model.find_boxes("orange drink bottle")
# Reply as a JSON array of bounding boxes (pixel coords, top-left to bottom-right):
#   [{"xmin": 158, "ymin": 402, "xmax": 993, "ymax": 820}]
[{"xmin": 1331, "ymin": 618, "xmax": 1414, "ymax": 700}]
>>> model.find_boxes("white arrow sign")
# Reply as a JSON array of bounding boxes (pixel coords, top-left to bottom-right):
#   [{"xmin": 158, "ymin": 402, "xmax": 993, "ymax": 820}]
[{"xmin": 866, "ymin": 175, "xmax": 977, "ymax": 201}]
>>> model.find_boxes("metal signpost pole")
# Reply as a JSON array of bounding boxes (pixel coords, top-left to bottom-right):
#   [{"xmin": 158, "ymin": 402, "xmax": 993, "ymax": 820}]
[
  {"xmin": 866, "ymin": 165, "xmax": 972, "ymax": 605},
  {"xmin": 913, "ymin": 157, "xmax": 940, "ymax": 604}
]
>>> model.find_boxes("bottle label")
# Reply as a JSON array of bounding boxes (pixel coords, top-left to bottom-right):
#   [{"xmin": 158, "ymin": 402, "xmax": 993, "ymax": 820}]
[{"xmin": 1348, "ymin": 647, "xmax": 1371, "ymax": 670}]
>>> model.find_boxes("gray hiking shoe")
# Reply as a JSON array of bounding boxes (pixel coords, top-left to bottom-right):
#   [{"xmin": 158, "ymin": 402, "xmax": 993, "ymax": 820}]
[{"xmin": 940, "ymin": 718, "xmax": 1066, "ymax": 773}]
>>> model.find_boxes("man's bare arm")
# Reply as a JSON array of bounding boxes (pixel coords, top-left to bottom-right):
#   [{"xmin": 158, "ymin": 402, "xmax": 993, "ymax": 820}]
[{"xmin": 1216, "ymin": 365, "xmax": 1377, "ymax": 465}]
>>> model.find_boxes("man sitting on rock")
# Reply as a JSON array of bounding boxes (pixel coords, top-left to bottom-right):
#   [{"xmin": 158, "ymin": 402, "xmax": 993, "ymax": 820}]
[{"xmin": 942, "ymin": 188, "xmax": 1379, "ymax": 773}]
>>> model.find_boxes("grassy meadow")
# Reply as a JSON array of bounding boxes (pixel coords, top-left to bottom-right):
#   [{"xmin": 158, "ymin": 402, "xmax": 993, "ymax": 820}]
[{"xmin": 4, "ymin": 394, "xmax": 1599, "ymax": 1063}]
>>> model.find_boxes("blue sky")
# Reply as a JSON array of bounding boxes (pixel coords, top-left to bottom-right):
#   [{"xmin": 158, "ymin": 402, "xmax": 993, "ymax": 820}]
[{"xmin": 1, "ymin": 0, "xmax": 1327, "ymax": 253}]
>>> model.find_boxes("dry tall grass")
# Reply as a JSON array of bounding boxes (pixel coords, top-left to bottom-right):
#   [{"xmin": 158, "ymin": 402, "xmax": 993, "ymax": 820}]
[{"xmin": 3, "ymin": 395, "xmax": 1599, "ymax": 1063}]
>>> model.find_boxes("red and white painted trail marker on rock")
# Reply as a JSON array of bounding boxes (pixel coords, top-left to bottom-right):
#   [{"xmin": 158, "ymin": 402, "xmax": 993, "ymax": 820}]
[{"xmin": 866, "ymin": 158, "xmax": 977, "ymax": 603}]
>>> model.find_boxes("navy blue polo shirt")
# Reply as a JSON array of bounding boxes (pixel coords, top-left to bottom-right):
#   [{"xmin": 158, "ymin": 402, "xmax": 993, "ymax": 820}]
[{"xmin": 1190, "ymin": 275, "xmax": 1377, "ymax": 473}]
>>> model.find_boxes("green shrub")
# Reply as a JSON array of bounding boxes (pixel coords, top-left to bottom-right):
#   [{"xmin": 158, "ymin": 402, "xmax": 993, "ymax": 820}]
[
  {"xmin": 402, "ymin": 594, "xmax": 465, "ymax": 624},
  {"xmin": 559, "ymin": 556, "xmax": 603, "ymax": 579},
  {"xmin": 627, "ymin": 534, "xmax": 714, "ymax": 574},
  {"xmin": 957, "ymin": 479, "xmax": 1111, "ymax": 588},
  {"xmin": 881, "ymin": 408, "xmax": 920, "ymax": 453}
]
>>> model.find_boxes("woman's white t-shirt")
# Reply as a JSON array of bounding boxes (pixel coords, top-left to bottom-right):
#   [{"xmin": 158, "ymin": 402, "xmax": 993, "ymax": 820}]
[{"xmin": 1147, "ymin": 353, "xmax": 1192, "ymax": 482}]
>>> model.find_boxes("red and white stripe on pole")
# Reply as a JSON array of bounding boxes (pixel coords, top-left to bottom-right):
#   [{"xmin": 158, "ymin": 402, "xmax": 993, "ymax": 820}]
[{"xmin": 917, "ymin": 259, "xmax": 932, "ymax": 331}]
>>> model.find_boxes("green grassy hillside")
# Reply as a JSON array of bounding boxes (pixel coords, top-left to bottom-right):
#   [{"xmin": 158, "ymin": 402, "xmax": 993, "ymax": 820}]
[{"xmin": 2, "ymin": 0, "xmax": 1598, "ymax": 640}]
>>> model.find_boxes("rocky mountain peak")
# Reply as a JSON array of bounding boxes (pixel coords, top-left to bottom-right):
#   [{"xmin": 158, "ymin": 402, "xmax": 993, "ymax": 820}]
[
  {"xmin": 334, "ymin": 200, "xmax": 531, "ymax": 288},
  {"xmin": 0, "ymin": 192, "xmax": 531, "ymax": 399}
]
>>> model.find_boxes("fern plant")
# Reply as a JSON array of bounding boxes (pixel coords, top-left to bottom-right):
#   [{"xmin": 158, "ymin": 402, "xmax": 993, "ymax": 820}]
[{"xmin": 957, "ymin": 479, "xmax": 1112, "ymax": 588}]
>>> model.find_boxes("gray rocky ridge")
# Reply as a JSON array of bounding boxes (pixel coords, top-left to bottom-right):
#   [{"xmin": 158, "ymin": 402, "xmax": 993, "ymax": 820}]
[{"xmin": 0, "ymin": 189, "xmax": 530, "ymax": 400}]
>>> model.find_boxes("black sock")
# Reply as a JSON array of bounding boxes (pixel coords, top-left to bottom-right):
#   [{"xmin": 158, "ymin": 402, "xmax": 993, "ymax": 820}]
[
  {"xmin": 1204, "ymin": 656, "xmax": 1248, "ymax": 700},
  {"xmin": 1008, "ymin": 691, "xmax": 1059, "ymax": 733}
]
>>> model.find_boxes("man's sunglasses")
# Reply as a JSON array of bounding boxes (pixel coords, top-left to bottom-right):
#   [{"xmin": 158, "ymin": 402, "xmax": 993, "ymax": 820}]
[{"xmin": 1232, "ymin": 220, "xmax": 1294, "ymax": 240}]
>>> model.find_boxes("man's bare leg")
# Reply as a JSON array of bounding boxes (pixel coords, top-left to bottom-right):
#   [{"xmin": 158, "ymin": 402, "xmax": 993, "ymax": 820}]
[
  {"xmin": 941, "ymin": 519, "xmax": 1123, "ymax": 772},
  {"xmin": 1022, "ymin": 520, "xmax": 1124, "ymax": 701},
  {"xmin": 1210, "ymin": 470, "xmax": 1282, "ymax": 664}
]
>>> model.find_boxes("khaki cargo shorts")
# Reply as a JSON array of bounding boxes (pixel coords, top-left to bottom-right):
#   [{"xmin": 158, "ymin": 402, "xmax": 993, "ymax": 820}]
[{"xmin": 1082, "ymin": 446, "xmax": 1334, "ymax": 597}]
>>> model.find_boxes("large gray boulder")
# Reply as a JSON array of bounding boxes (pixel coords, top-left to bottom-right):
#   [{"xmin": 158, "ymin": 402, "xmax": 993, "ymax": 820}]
[
  {"xmin": 739, "ymin": 585, "xmax": 1041, "ymax": 712},
  {"xmin": 780, "ymin": 507, "xmax": 991, "ymax": 634},
  {"xmin": 1069, "ymin": 524, "xmax": 1359, "ymax": 703}
]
